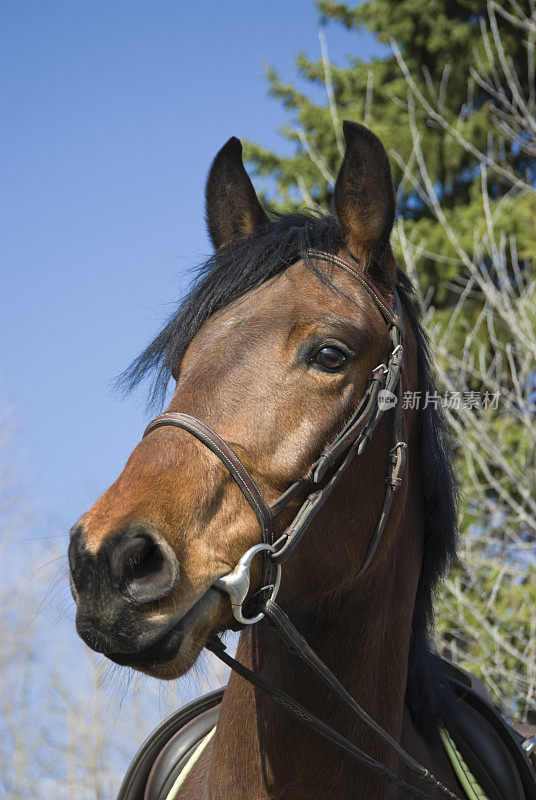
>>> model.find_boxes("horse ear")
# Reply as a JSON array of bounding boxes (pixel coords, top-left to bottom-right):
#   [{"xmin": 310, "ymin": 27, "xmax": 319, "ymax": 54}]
[
  {"xmin": 205, "ymin": 137, "xmax": 269, "ymax": 249},
  {"xmin": 334, "ymin": 121, "xmax": 396, "ymax": 284}
]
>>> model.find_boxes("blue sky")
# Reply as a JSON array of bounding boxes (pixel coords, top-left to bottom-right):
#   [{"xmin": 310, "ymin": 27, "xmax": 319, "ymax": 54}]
[{"xmin": 1, "ymin": 1, "xmax": 383, "ymax": 538}]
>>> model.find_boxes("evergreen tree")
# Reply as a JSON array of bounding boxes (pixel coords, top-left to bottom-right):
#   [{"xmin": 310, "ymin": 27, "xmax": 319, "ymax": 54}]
[{"xmin": 244, "ymin": 0, "xmax": 536, "ymax": 306}]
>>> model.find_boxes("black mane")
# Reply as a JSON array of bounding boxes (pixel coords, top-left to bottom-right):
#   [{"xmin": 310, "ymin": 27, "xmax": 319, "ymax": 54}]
[
  {"xmin": 120, "ymin": 211, "xmax": 458, "ymax": 731},
  {"xmin": 397, "ymin": 271, "xmax": 459, "ymax": 732},
  {"xmin": 119, "ymin": 212, "xmax": 342, "ymax": 406}
]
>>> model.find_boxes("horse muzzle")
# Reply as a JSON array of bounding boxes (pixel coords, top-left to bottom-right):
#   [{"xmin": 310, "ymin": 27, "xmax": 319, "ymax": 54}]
[{"xmin": 68, "ymin": 521, "xmax": 181, "ymax": 661}]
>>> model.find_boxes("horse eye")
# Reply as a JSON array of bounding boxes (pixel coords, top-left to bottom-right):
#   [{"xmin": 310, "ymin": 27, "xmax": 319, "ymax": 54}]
[{"xmin": 314, "ymin": 346, "xmax": 347, "ymax": 372}]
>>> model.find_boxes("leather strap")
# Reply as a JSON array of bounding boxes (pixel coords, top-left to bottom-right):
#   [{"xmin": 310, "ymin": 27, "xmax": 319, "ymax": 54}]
[
  {"xmin": 307, "ymin": 250, "xmax": 405, "ymax": 334},
  {"xmin": 143, "ymin": 413, "xmax": 276, "ymax": 597},
  {"xmin": 312, "ymin": 365, "xmax": 386, "ymax": 482},
  {"xmin": 264, "ymin": 600, "xmax": 435, "ymax": 776},
  {"xmin": 143, "ymin": 413, "xmax": 274, "ymax": 547},
  {"xmin": 270, "ymin": 288, "xmax": 405, "ymax": 571}
]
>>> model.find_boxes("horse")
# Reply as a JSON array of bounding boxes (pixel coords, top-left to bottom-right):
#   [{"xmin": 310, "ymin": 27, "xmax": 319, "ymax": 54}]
[{"xmin": 68, "ymin": 122, "xmax": 534, "ymax": 800}]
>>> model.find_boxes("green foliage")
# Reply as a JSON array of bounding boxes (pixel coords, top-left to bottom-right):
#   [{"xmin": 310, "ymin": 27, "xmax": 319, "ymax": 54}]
[
  {"xmin": 244, "ymin": 0, "xmax": 534, "ymax": 303},
  {"xmin": 401, "ymin": 188, "xmax": 536, "ymax": 305},
  {"xmin": 437, "ymin": 560, "xmax": 536, "ymax": 716}
]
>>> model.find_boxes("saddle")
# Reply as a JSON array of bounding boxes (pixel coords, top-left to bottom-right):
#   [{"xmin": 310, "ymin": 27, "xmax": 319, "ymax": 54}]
[{"xmin": 116, "ymin": 662, "xmax": 536, "ymax": 800}]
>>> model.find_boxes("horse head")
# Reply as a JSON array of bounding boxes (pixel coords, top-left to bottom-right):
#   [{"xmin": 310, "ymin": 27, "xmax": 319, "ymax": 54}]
[{"xmin": 68, "ymin": 122, "xmax": 416, "ymax": 680}]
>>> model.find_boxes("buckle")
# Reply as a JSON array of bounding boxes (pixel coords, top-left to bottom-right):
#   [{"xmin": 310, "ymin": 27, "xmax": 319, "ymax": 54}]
[
  {"xmin": 373, "ymin": 362, "xmax": 389, "ymax": 375},
  {"xmin": 390, "ymin": 440, "xmax": 407, "ymax": 455},
  {"xmin": 213, "ymin": 543, "xmax": 282, "ymax": 626},
  {"xmin": 389, "ymin": 344, "xmax": 403, "ymax": 369}
]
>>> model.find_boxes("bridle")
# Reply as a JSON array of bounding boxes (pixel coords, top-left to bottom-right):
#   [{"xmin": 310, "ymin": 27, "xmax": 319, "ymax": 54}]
[
  {"xmin": 142, "ymin": 251, "xmax": 462, "ymax": 800},
  {"xmin": 144, "ymin": 251, "xmax": 406, "ymax": 620}
]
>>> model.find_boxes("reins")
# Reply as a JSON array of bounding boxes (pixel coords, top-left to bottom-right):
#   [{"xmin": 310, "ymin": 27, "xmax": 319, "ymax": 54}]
[
  {"xmin": 142, "ymin": 251, "xmax": 462, "ymax": 800},
  {"xmin": 205, "ymin": 624, "xmax": 458, "ymax": 800}
]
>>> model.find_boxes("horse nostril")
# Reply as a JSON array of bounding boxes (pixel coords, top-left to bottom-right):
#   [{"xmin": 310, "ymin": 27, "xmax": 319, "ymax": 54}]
[
  {"xmin": 108, "ymin": 528, "xmax": 179, "ymax": 605},
  {"xmin": 115, "ymin": 534, "xmax": 157, "ymax": 580}
]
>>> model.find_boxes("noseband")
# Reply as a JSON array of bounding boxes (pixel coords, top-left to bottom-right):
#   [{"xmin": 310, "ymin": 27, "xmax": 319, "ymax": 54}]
[{"xmin": 142, "ymin": 251, "xmax": 462, "ymax": 800}]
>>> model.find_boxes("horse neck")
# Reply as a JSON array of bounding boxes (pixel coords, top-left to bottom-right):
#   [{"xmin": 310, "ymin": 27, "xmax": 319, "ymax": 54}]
[{"xmin": 204, "ymin": 427, "xmax": 425, "ymax": 800}]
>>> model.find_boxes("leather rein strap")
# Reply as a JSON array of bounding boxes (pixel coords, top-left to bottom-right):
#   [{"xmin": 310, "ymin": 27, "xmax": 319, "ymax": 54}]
[{"xmin": 142, "ymin": 251, "xmax": 462, "ymax": 800}]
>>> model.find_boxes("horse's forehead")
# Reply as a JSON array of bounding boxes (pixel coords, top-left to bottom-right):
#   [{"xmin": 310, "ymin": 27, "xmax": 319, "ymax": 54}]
[
  {"xmin": 180, "ymin": 260, "xmax": 381, "ymax": 381},
  {"xmin": 199, "ymin": 260, "xmax": 355, "ymax": 337}
]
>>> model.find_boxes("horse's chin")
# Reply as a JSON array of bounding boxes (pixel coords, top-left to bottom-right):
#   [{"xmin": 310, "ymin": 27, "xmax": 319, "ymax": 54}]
[
  {"xmin": 132, "ymin": 634, "xmax": 208, "ymax": 680},
  {"xmin": 109, "ymin": 587, "xmax": 228, "ymax": 680}
]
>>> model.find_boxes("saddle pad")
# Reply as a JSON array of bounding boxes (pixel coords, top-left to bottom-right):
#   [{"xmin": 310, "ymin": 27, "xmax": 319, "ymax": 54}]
[
  {"xmin": 447, "ymin": 677, "xmax": 535, "ymax": 800},
  {"xmin": 116, "ymin": 689, "xmax": 223, "ymax": 800},
  {"xmin": 144, "ymin": 715, "xmax": 217, "ymax": 800},
  {"xmin": 440, "ymin": 728, "xmax": 490, "ymax": 800}
]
